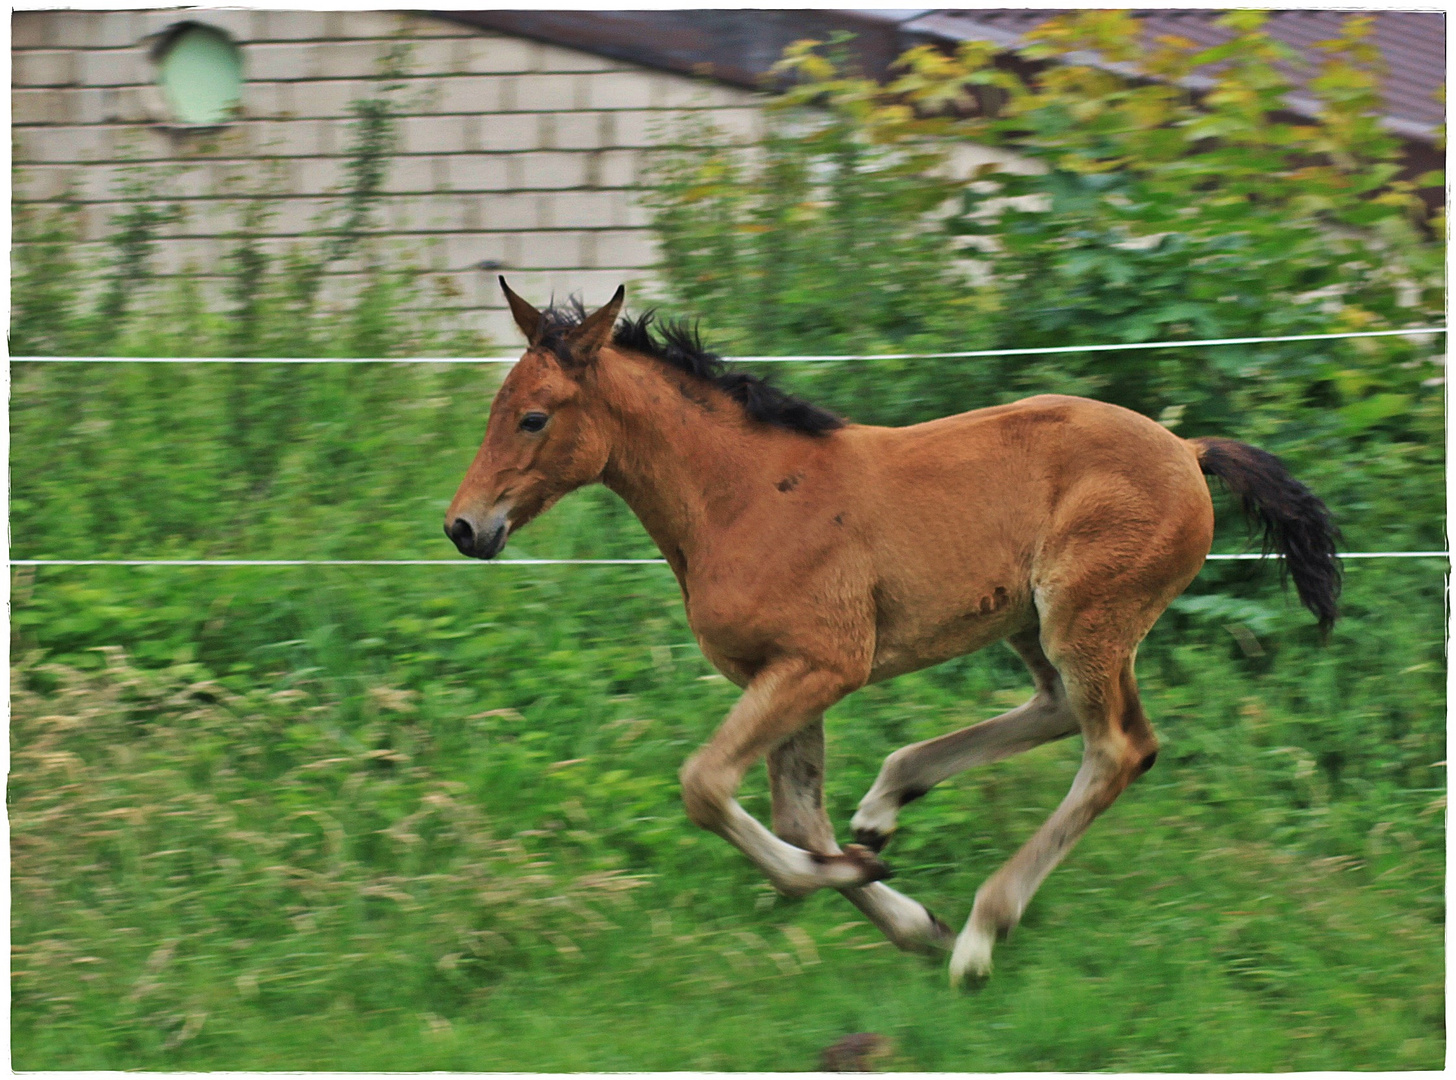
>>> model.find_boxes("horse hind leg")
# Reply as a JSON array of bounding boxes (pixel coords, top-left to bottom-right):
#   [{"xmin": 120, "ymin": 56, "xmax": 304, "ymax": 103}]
[
  {"xmin": 768, "ymin": 720, "xmax": 955, "ymax": 954},
  {"xmin": 851, "ymin": 629, "xmax": 1078, "ymax": 851},
  {"xmin": 949, "ymin": 648, "xmax": 1158, "ymax": 986}
]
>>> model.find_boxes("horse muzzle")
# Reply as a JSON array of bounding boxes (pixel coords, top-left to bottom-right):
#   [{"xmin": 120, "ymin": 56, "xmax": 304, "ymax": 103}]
[{"xmin": 445, "ymin": 507, "xmax": 510, "ymax": 559}]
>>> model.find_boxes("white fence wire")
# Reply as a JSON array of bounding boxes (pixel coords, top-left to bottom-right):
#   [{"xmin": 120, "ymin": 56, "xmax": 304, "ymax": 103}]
[
  {"xmin": 9, "ymin": 325, "xmax": 1446, "ymax": 366},
  {"xmin": 11, "ymin": 559, "xmax": 671, "ymax": 567},
  {"xmin": 11, "ymin": 325, "xmax": 1445, "ymax": 568},
  {"xmin": 9, "ymin": 553, "xmax": 1448, "ymax": 568}
]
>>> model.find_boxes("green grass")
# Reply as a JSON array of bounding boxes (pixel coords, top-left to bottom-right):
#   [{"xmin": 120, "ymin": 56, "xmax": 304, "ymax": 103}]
[
  {"xmin": 10, "ymin": 556, "xmax": 1444, "ymax": 1070},
  {"xmin": 8, "ymin": 354, "xmax": 1444, "ymax": 1074},
  {"xmin": 11, "ymin": 27, "xmax": 1444, "ymax": 1062},
  {"xmin": 22, "ymin": 841, "xmax": 1439, "ymax": 1073}
]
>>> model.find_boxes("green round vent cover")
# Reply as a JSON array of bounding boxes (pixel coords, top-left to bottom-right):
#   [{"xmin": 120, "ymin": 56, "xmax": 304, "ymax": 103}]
[{"xmin": 157, "ymin": 25, "xmax": 242, "ymax": 126}]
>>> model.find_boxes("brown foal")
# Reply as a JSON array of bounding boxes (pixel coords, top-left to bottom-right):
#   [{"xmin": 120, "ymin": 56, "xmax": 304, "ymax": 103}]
[{"xmin": 446, "ymin": 282, "xmax": 1341, "ymax": 986}]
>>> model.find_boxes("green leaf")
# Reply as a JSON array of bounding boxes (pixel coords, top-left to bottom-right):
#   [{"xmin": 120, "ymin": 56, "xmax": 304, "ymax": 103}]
[{"xmin": 1338, "ymin": 393, "xmax": 1411, "ymax": 435}]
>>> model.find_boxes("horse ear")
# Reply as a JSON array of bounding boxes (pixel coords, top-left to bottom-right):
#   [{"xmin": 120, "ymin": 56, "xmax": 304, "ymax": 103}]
[
  {"xmin": 566, "ymin": 284, "xmax": 625, "ymax": 359},
  {"xmin": 499, "ymin": 276, "xmax": 542, "ymax": 345}
]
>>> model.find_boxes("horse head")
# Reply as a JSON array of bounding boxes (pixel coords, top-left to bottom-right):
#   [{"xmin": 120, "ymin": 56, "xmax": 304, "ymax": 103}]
[{"xmin": 444, "ymin": 278, "xmax": 624, "ymax": 559}]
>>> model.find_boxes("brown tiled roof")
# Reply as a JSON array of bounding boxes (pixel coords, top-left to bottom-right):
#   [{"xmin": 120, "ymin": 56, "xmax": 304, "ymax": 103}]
[
  {"xmin": 903, "ymin": 9, "xmax": 1444, "ymax": 140},
  {"xmin": 436, "ymin": 10, "xmax": 912, "ymax": 89},
  {"xmin": 437, "ymin": 9, "xmax": 1444, "ymax": 144}
]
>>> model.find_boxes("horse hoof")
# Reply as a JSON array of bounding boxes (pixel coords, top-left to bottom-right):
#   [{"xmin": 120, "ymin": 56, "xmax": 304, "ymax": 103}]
[
  {"xmin": 841, "ymin": 843, "xmax": 893, "ymax": 884},
  {"xmin": 852, "ymin": 826, "xmax": 891, "ymax": 853},
  {"xmin": 949, "ymin": 929, "xmax": 994, "ymax": 989},
  {"xmin": 950, "ymin": 964, "xmax": 992, "ymax": 991}
]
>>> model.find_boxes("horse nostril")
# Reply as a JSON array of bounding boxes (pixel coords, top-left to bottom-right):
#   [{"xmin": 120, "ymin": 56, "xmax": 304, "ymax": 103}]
[{"xmin": 448, "ymin": 518, "xmax": 475, "ymax": 553}]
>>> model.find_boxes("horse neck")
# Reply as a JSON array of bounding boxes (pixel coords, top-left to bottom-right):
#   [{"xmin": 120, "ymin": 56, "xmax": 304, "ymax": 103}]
[{"xmin": 592, "ymin": 350, "xmax": 773, "ymax": 557}]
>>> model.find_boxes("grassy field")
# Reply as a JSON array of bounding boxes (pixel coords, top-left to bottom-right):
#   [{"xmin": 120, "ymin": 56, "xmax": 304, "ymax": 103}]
[
  {"xmin": 11, "ymin": 15, "xmax": 1445, "ymax": 1064},
  {"xmin": 10, "ymin": 359, "xmax": 1445, "ymax": 1071}
]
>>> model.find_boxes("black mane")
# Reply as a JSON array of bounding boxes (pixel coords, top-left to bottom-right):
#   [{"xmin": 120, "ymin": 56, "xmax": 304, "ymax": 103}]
[{"xmin": 537, "ymin": 300, "xmax": 844, "ymax": 436}]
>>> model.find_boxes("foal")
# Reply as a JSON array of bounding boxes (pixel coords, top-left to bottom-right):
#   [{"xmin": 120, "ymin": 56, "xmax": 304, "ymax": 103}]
[{"xmin": 446, "ymin": 282, "xmax": 1340, "ymax": 986}]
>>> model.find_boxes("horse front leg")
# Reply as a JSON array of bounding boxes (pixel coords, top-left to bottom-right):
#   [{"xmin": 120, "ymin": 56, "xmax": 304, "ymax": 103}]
[
  {"xmin": 679, "ymin": 659, "xmax": 889, "ymax": 898},
  {"xmin": 768, "ymin": 720, "xmax": 954, "ymax": 954}
]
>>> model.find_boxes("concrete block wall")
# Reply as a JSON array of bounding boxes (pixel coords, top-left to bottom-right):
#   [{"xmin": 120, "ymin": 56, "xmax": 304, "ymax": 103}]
[{"xmin": 12, "ymin": 9, "xmax": 766, "ymax": 348}]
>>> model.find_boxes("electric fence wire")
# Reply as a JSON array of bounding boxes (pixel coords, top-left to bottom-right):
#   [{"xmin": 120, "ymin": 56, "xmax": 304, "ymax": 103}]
[
  {"xmin": 9, "ymin": 553, "xmax": 1448, "ymax": 567},
  {"xmin": 11, "ymin": 324, "xmax": 1445, "ymax": 567},
  {"xmin": 10, "ymin": 324, "xmax": 1446, "ymax": 365}
]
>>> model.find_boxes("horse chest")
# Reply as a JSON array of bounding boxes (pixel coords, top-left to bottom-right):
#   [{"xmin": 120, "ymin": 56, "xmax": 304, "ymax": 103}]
[{"xmin": 686, "ymin": 582, "xmax": 792, "ymax": 658}]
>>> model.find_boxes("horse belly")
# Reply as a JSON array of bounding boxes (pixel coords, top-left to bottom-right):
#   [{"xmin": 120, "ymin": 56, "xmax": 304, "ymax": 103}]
[{"xmin": 868, "ymin": 584, "xmax": 1035, "ymax": 683}]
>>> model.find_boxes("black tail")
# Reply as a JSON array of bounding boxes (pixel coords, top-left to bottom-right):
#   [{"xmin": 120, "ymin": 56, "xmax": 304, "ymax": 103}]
[{"xmin": 1191, "ymin": 437, "xmax": 1342, "ymax": 633}]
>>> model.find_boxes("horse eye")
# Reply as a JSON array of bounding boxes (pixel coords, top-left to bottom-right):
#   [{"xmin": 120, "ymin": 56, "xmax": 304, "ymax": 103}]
[{"xmin": 520, "ymin": 412, "xmax": 549, "ymax": 433}]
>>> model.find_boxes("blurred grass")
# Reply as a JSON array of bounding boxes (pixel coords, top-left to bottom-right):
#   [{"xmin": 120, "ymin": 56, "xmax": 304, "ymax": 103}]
[
  {"xmin": 11, "ymin": 15, "xmax": 1444, "ymax": 1064},
  {"xmin": 10, "ymin": 537, "xmax": 1445, "ymax": 1069},
  {"xmin": 10, "ymin": 362, "xmax": 1446, "ymax": 1071}
]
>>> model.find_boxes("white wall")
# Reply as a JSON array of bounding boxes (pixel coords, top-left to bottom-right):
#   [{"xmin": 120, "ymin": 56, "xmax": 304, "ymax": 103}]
[{"xmin": 12, "ymin": 9, "xmax": 766, "ymax": 346}]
